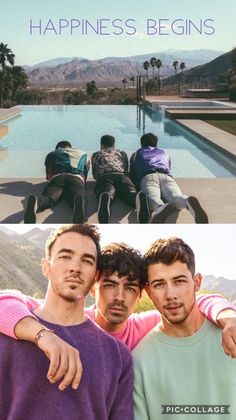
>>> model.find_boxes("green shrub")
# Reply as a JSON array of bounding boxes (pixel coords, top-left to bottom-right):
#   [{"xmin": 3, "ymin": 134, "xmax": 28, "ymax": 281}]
[{"xmin": 135, "ymin": 291, "xmax": 155, "ymax": 313}]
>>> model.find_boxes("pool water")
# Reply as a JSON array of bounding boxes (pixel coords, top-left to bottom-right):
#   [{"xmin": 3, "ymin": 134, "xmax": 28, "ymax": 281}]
[
  {"xmin": 153, "ymin": 101, "xmax": 235, "ymax": 109},
  {"xmin": 0, "ymin": 105, "xmax": 235, "ymax": 178}
]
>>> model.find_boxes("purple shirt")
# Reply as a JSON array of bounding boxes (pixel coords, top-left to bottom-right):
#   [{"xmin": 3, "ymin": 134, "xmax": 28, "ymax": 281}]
[
  {"xmin": 130, "ymin": 146, "xmax": 172, "ymax": 185},
  {"xmin": 0, "ymin": 318, "xmax": 133, "ymax": 420}
]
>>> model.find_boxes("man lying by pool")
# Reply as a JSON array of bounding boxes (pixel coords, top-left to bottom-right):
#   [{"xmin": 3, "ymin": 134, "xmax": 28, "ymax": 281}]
[
  {"xmin": 24, "ymin": 140, "xmax": 89, "ymax": 224},
  {"xmin": 0, "ymin": 238, "xmax": 236, "ymax": 390},
  {"xmin": 130, "ymin": 132, "xmax": 209, "ymax": 224}
]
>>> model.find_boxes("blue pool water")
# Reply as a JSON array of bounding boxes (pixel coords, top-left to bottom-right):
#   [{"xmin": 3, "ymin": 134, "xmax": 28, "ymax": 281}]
[{"xmin": 0, "ymin": 105, "xmax": 235, "ymax": 178}]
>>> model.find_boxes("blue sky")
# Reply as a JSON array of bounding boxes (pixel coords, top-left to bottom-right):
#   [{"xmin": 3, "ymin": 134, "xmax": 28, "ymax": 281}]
[
  {"xmin": 4, "ymin": 224, "xmax": 236, "ymax": 280},
  {"xmin": 0, "ymin": 0, "xmax": 235, "ymax": 65}
]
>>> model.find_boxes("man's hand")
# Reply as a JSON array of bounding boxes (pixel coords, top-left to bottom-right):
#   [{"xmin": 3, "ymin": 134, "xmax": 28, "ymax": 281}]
[
  {"xmin": 14, "ymin": 316, "xmax": 82, "ymax": 390},
  {"xmin": 37, "ymin": 331, "xmax": 83, "ymax": 391},
  {"xmin": 217, "ymin": 309, "xmax": 236, "ymax": 358}
]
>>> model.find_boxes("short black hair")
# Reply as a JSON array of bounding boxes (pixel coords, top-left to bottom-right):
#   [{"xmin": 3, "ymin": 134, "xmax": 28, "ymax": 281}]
[
  {"xmin": 56, "ymin": 141, "xmax": 72, "ymax": 149},
  {"xmin": 100, "ymin": 135, "xmax": 115, "ymax": 148},
  {"xmin": 141, "ymin": 133, "xmax": 158, "ymax": 147},
  {"xmin": 98, "ymin": 243, "xmax": 146, "ymax": 289},
  {"xmin": 45, "ymin": 224, "xmax": 101, "ymax": 263}
]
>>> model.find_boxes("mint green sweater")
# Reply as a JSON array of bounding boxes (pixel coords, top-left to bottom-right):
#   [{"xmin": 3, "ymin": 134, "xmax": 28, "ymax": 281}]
[{"xmin": 133, "ymin": 318, "xmax": 236, "ymax": 420}]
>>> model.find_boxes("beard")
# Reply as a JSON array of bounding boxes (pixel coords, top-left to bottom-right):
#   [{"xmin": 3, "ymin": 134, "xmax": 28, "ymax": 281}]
[
  {"xmin": 162, "ymin": 298, "xmax": 195, "ymax": 325},
  {"xmin": 50, "ymin": 276, "xmax": 90, "ymax": 303}
]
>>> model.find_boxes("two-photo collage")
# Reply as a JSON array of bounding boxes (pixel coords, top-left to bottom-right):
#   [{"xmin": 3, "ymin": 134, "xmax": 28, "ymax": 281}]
[{"xmin": 1, "ymin": 0, "xmax": 236, "ymax": 418}]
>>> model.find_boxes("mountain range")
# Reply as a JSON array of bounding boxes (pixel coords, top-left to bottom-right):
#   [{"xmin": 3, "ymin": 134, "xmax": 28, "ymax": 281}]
[
  {"xmin": 24, "ymin": 49, "xmax": 226, "ymax": 87},
  {"xmin": 0, "ymin": 227, "xmax": 235, "ymax": 304},
  {"xmin": 202, "ymin": 276, "xmax": 236, "ymax": 304}
]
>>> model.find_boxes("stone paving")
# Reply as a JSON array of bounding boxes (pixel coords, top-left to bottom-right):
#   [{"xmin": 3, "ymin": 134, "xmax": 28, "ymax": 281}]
[{"xmin": 1, "ymin": 178, "xmax": 236, "ymax": 224}]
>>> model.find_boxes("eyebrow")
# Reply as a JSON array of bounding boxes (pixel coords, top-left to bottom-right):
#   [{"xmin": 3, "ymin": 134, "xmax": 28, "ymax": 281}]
[
  {"xmin": 103, "ymin": 278, "xmax": 139, "ymax": 287},
  {"xmin": 83, "ymin": 253, "xmax": 96, "ymax": 262},
  {"xmin": 57, "ymin": 249, "xmax": 96, "ymax": 262},
  {"xmin": 150, "ymin": 274, "xmax": 188, "ymax": 285},
  {"xmin": 57, "ymin": 248, "xmax": 74, "ymax": 256}
]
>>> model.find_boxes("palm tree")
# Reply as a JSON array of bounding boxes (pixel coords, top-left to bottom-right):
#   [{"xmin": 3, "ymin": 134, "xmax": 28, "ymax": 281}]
[
  {"xmin": 150, "ymin": 57, "xmax": 157, "ymax": 77},
  {"xmin": 122, "ymin": 78, "xmax": 128, "ymax": 90},
  {"xmin": 0, "ymin": 67, "xmax": 14, "ymax": 105},
  {"xmin": 180, "ymin": 62, "xmax": 186, "ymax": 72},
  {"xmin": 155, "ymin": 59, "xmax": 162, "ymax": 77},
  {"xmin": 86, "ymin": 80, "xmax": 97, "ymax": 95},
  {"xmin": 10, "ymin": 66, "xmax": 28, "ymax": 99},
  {"xmin": 172, "ymin": 60, "xmax": 179, "ymax": 75},
  {"xmin": 130, "ymin": 76, "xmax": 135, "ymax": 89},
  {"xmin": 0, "ymin": 70, "xmax": 5, "ymax": 107},
  {"xmin": 0, "ymin": 65, "xmax": 28, "ymax": 103},
  {"xmin": 0, "ymin": 43, "xmax": 15, "ymax": 71},
  {"xmin": 143, "ymin": 61, "xmax": 150, "ymax": 79},
  {"xmin": 180, "ymin": 62, "xmax": 186, "ymax": 85}
]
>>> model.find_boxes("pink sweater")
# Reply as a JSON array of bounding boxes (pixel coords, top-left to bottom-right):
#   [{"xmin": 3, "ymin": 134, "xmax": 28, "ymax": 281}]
[{"xmin": 0, "ymin": 290, "xmax": 235, "ymax": 350}]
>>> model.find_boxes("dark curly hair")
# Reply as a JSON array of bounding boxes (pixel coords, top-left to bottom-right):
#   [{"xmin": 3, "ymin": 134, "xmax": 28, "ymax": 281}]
[{"xmin": 98, "ymin": 243, "xmax": 146, "ymax": 289}]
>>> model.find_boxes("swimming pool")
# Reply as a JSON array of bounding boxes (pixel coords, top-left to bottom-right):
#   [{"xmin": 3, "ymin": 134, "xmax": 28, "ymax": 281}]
[
  {"xmin": 0, "ymin": 105, "xmax": 235, "ymax": 178},
  {"xmin": 153, "ymin": 101, "xmax": 236, "ymax": 110}
]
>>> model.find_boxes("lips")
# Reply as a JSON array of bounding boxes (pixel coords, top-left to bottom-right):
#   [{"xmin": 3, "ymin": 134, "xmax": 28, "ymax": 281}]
[
  {"xmin": 65, "ymin": 277, "xmax": 82, "ymax": 284},
  {"xmin": 109, "ymin": 307, "xmax": 126, "ymax": 313},
  {"xmin": 164, "ymin": 304, "xmax": 182, "ymax": 310},
  {"xmin": 65, "ymin": 279, "xmax": 83, "ymax": 289}
]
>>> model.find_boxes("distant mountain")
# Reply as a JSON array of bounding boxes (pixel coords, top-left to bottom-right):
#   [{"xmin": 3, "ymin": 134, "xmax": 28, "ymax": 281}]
[
  {"xmin": 202, "ymin": 275, "xmax": 236, "ymax": 304},
  {"xmin": 0, "ymin": 229, "xmax": 46, "ymax": 296},
  {"xmin": 25, "ymin": 49, "xmax": 225, "ymax": 87},
  {"xmin": 183, "ymin": 50, "xmax": 231, "ymax": 79},
  {"xmin": 163, "ymin": 50, "xmax": 232, "ymax": 86},
  {"xmin": 95, "ymin": 49, "xmax": 224, "ymax": 67},
  {"xmin": 31, "ymin": 57, "xmax": 80, "ymax": 69},
  {"xmin": 24, "ymin": 228, "xmax": 52, "ymax": 249},
  {"xmin": 28, "ymin": 49, "xmax": 224, "ymax": 68}
]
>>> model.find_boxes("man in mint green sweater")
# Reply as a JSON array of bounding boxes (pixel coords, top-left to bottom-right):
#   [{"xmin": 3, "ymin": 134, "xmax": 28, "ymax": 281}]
[{"xmin": 133, "ymin": 237, "xmax": 236, "ymax": 420}]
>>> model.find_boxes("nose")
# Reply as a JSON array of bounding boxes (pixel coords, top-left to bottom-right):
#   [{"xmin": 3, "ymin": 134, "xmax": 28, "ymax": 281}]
[
  {"xmin": 69, "ymin": 258, "xmax": 81, "ymax": 273},
  {"xmin": 165, "ymin": 284, "xmax": 177, "ymax": 301},
  {"xmin": 114, "ymin": 285, "xmax": 125, "ymax": 302}
]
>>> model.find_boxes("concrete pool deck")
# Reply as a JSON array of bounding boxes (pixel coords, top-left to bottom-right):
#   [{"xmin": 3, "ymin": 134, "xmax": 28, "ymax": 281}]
[
  {"xmin": 145, "ymin": 96, "xmax": 236, "ymax": 158},
  {"xmin": 176, "ymin": 120, "xmax": 236, "ymax": 159},
  {"xmin": 1, "ymin": 177, "xmax": 236, "ymax": 224},
  {"xmin": 0, "ymin": 107, "xmax": 22, "ymax": 122}
]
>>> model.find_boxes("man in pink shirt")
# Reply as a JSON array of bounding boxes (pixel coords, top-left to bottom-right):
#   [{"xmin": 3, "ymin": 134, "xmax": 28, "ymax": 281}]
[{"xmin": 0, "ymin": 236, "xmax": 236, "ymax": 391}]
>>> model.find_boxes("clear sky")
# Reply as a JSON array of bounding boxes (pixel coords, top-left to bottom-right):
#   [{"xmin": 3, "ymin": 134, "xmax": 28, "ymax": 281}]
[
  {"xmin": 3, "ymin": 224, "xmax": 236, "ymax": 280},
  {"xmin": 0, "ymin": 0, "xmax": 235, "ymax": 65}
]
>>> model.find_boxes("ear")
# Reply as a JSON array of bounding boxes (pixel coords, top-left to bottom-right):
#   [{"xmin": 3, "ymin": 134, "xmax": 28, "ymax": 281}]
[
  {"xmin": 194, "ymin": 273, "xmax": 202, "ymax": 292},
  {"xmin": 94, "ymin": 270, "xmax": 100, "ymax": 283},
  {"xmin": 90, "ymin": 270, "xmax": 100, "ymax": 296},
  {"xmin": 90, "ymin": 285, "xmax": 96, "ymax": 298},
  {"xmin": 41, "ymin": 258, "xmax": 50, "ymax": 278}
]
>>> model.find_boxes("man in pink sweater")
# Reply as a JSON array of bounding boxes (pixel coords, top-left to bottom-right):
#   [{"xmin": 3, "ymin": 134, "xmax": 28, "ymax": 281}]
[{"xmin": 1, "ymin": 238, "xmax": 236, "ymax": 391}]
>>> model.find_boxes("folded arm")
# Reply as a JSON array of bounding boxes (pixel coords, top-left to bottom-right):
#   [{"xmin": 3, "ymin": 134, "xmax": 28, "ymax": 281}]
[{"xmin": 197, "ymin": 293, "xmax": 236, "ymax": 357}]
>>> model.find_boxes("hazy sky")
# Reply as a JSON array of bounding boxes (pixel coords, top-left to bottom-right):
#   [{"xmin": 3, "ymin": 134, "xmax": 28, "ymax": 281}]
[
  {"xmin": 4, "ymin": 224, "xmax": 236, "ymax": 280},
  {"xmin": 0, "ymin": 0, "xmax": 235, "ymax": 65}
]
